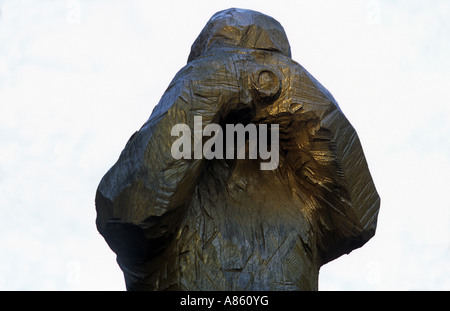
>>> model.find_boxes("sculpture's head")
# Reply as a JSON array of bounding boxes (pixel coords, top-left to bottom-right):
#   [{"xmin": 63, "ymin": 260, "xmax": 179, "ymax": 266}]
[{"xmin": 188, "ymin": 8, "xmax": 291, "ymax": 62}]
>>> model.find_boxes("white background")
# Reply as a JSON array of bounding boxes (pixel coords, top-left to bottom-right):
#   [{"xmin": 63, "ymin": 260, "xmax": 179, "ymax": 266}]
[{"xmin": 0, "ymin": 0, "xmax": 449, "ymax": 290}]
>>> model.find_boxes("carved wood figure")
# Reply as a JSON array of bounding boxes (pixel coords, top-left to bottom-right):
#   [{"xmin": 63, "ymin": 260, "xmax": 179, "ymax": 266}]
[{"xmin": 95, "ymin": 8, "xmax": 380, "ymax": 290}]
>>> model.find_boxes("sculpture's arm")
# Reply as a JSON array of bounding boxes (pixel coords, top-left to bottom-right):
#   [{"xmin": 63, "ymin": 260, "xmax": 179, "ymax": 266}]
[
  {"xmin": 95, "ymin": 57, "xmax": 246, "ymax": 263},
  {"xmin": 313, "ymin": 104, "xmax": 381, "ymax": 265},
  {"xmin": 291, "ymin": 66, "xmax": 381, "ymax": 266},
  {"xmin": 259, "ymin": 57, "xmax": 380, "ymax": 266}
]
